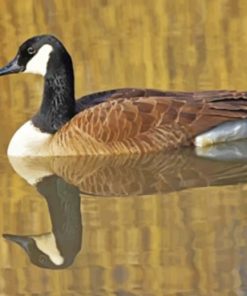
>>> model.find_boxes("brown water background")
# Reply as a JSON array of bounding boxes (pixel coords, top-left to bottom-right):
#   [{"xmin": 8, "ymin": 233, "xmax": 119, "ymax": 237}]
[{"xmin": 1, "ymin": 0, "xmax": 247, "ymax": 295}]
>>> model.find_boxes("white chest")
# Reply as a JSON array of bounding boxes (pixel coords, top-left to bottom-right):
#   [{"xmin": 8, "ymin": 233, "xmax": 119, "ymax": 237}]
[{"xmin": 7, "ymin": 121, "xmax": 52, "ymax": 157}]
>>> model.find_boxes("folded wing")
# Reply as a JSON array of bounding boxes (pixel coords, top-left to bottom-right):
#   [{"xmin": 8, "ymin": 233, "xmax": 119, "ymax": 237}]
[{"xmin": 52, "ymin": 89, "xmax": 247, "ymax": 154}]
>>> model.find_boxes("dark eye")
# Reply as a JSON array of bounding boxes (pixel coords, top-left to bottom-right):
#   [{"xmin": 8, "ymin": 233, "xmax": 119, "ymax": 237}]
[
  {"xmin": 27, "ymin": 47, "xmax": 36, "ymax": 55},
  {"xmin": 39, "ymin": 254, "xmax": 47, "ymax": 264}
]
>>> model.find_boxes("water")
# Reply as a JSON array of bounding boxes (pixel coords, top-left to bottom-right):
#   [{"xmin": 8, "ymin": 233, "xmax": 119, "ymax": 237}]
[{"xmin": 1, "ymin": 0, "xmax": 247, "ymax": 295}]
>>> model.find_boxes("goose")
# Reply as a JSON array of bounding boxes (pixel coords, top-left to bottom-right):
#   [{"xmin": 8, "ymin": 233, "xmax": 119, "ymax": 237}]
[
  {"xmin": 4, "ymin": 175, "xmax": 82, "ymax": 269},
  {"xmin": 8, "ymin": 147, "xmax": 247, "ymax": 197},
  {"xmin": 1, "ymin": 35, "xmax": 247, "ymax": 156}
]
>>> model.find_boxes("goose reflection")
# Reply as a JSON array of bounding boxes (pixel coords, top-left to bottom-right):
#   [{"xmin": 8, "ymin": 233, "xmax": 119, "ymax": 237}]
[
  {"xmin": 4, "ymin": 141, "xmax": 247, "ymax": 270},
  {"xmin": 4, "ymin": 175, "xmax": 82, "ymax": 269},
  {"xmin": 8, "ymin": 141, "xmax": 247, "ymax": 196}
]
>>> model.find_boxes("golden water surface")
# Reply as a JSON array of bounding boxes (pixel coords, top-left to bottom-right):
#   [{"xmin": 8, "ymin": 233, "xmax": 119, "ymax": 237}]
[{"xmin": 1, "ymin": 0, "xmax": 247, "ymax": 295}]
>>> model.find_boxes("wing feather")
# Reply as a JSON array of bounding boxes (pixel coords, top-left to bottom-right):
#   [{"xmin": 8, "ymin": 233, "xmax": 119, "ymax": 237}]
[{"xmin": 51, "ymin": 89, "xmax": 247, "ymax": 154}]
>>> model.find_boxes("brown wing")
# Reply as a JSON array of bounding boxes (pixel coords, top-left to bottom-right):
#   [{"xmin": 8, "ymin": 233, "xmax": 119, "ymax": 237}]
[
  {"xmin": 188, "ymin": 90, "xmax": 247, "ymax": 134},
  {"xmin": 51, "ymin": 89, "xmax": 247, "ymax": 155}
]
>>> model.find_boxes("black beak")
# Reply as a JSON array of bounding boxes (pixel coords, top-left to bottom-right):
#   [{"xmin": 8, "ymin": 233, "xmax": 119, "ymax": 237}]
[
  {"xmin": 3, "ymin": 234, "xmax": 31, "ymax": 253},
  {"xmin": 0, "ymin": 56, "xmax": 24, "ymax": 76}
]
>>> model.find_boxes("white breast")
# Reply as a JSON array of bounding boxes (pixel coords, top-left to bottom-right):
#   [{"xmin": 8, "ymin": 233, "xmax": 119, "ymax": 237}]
[
  {"xmin": 8, "ymin": 156, "xmax": 53, "ymax": 185},
  {"xmin": 7, "ymin": 120, "xmax": 52, "ymax": 157}
]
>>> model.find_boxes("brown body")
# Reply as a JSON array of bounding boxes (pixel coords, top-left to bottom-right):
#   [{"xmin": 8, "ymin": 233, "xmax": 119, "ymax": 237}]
[{"xmin": 49, "ymin": 89, "xmax": 247, "ymax": 155}]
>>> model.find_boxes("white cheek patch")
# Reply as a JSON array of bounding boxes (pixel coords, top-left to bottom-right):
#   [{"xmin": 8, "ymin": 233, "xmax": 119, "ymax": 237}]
[
  {"xmin": 24, "ymin": 44, "xmax": 53, "ymax": 76},
  {"xmin": 33, "ymin": 233, "xmax": 64, "ymax": 265}
]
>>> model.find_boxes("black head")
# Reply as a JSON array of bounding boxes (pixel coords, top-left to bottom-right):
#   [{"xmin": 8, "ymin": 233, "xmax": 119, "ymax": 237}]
[
  {"xmin": 3, "ymin": 233, "xmax": 67, "ymax": 269},
  {"xmin": 0, "ymin": 35, "xmax": 72, "ymax": 77}
]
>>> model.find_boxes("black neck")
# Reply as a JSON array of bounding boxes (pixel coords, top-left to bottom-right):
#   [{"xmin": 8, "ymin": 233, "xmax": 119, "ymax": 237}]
[
  {"xmin": 32, "ymin": 54, "xmax": 76, "ymax": 134},
  {"xmin": 36, "ymin": 175, "xmax": 82, "ymax": 264}
]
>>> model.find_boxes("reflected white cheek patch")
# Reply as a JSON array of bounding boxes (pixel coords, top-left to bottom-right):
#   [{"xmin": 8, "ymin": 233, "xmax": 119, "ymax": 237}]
[{"xmin": 24, "ymin": 44, "xmax": 53, "ymax": 76}]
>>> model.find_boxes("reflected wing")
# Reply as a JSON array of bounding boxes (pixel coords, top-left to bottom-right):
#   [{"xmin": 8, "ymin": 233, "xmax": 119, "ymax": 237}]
[
  {"xmin": 8, "ymin": 148, "xmax": 247, "ymax": 197},
  {"xmin": 50, "ymin": 151, "xmax": 247, "ymax": 196}
]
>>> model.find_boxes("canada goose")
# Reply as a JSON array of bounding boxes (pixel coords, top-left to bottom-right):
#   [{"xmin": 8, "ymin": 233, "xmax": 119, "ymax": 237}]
[
  {"xmin": 1, "ymin": 35, "xmax": 247, "ymax": 156},
  {"xmin": 8, "ymin": 146, "xmax": 247, "ymax": 197},
  {"xmin": 3, "ymin": 175, "xmax": 82, "ymax": 269}
]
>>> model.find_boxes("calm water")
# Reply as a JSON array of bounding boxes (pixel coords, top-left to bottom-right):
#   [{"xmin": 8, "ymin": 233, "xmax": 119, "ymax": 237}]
[{"xmin": 1, "ymin": 0, "xmax": 247, "ymax": 295}]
